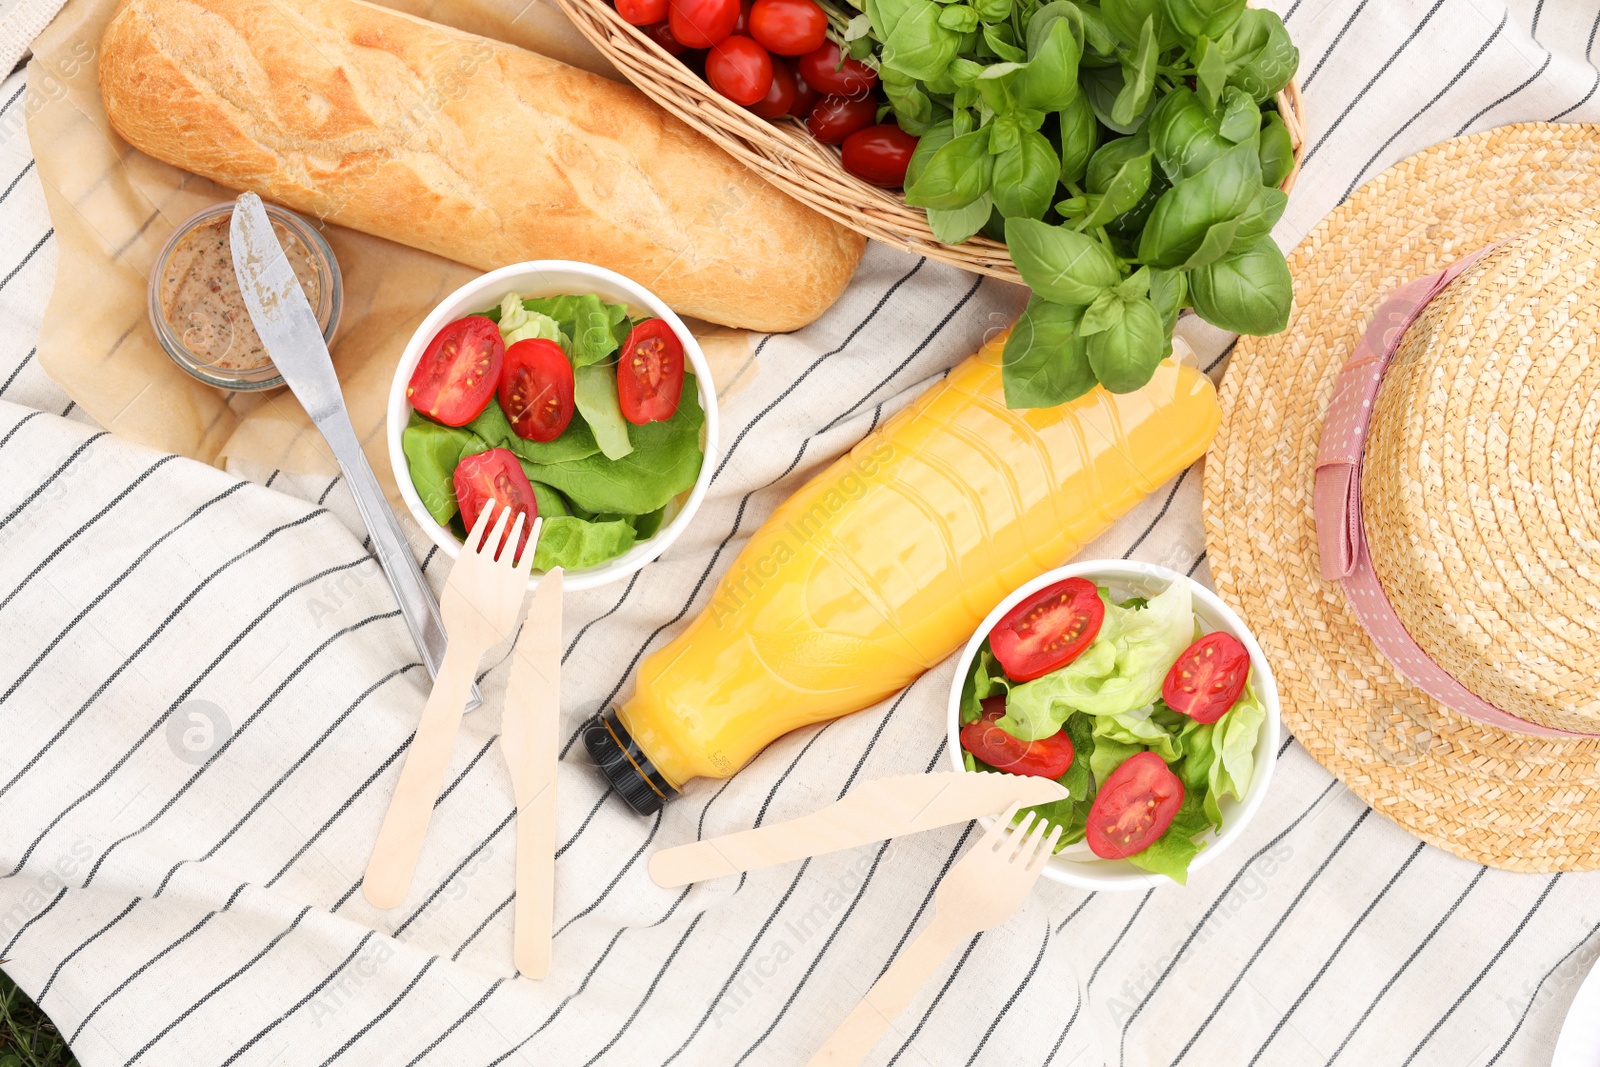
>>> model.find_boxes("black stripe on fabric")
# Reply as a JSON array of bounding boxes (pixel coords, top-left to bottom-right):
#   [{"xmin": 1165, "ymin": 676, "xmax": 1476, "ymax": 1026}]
[
  {"xmin": 1484, "ymin": 918, "xmax": 1600, "ymax": 1066},
  {"xmin": 1121, "ymin": 467, "xmax": 1188, "ymax": 559},
  {"xmin": 1300, "ymin": 0, "xmax": 1450, "ymax": 168},
  {"xmin": 819, "ymin": 274, "xmax": 984, "ymax": 434},
  {"xmin": 1186, "ymin": 550, "xmax": 1207, "ymax": 576},
  {"xmin": 1322, "ymin": 865, "xmax": 1487, "ymax": 1065},
  {"xmin": 1247, "ymin": 839, "xmax": 1425, "ymax": 1066},
  {"xmin": 36, "ymin": 897, "xmax": 141, "ymax": 1002},
  {"xmin": 0, "ymin": 82, "xmax": 24, "ymax": 114},
  {"xmin": 883, "ymin": 933, "xmax": 983, "ymax": 1067},
  {"xmin": 1339, "ymin": 12, "xmax": 1508, "ymax": 203},
  {"xmin": 486, "ymin": 929, "xmax": 630, "ymax": 1065},
  {"xmin": 562, "ymin": 567, "xmax": 640, "ymax": 664},
  {"xmin": 60, "ymin": 401, "xmax": 75, "ymax": 419},
  {"xmin": 1552, "ymin": 69, "xmax": 1600, "ymax": 121},
  {"xmin": 1399, "ymin": 874, "xmax": 1561, "ymax": 1067},
  {"xmin": 1087, "ymin": 890, "xmax": 1154, "ymax": 992},
  {"xmin": 1454, "ymin": 50, "xmax": 1551, "ymax": 136},
  {"xmin": 3, "ymin": 540, "xmax": 356, "ymax": 878},
  {"xmin": 0, "ymin": 431, "xmax": 107, "ymax": 533},
  {"xmin": 392, "ymin": 809, "xmax": 514, "ymax": 938},
  {"xmin": 265, "ymin": 744, "xmax": 406, "ymax": 889},
  {"xmin": 554, "ymin": 810, "xmax": 662, "ymax": 936},
  {"xmin": 0, "ymin": 454, "xmax": 179, "ymax": 615},
  {"xmin": 399, "ymin": 977, "xmax": 506, "ymax": 1067},
  {"xmin": 317, "ymin": 476, "xmax": 342, "ymax": 505},
  {"xmin": 875, "ymin": 819, "xmax": 977, "ymax": 985},
  {"xmin": 579, "ymin": 913, "xmax": 707, "ymax": 1067},
  {"xmin": 0, "ymin": 228, "xmax": 53, "ymax": 293},
  {"xmin": 0, "ymin": 346, "xmax": 34, "ymax": 398},
  {"xmin": 0, "ymin": 409, "xmax": 42, "ymax": 451},
  {"xmin": 83, "ymin": 605, "xmax": 402, "ymax": 886},
  {"xmin": 128, "ymin": 908, "xmax": 315, "ymax": 1062},
  {"xmin": 1300, "ymin": 0, "xmax": 1370, "ymax": 88},
  {"xmin": 0, "ymin": 886, "xmax": 64, "ymax": 957},
  {"xmin": 963, "ymin": 926, "xmax": 1050, "ymax": 1065},
  {"xmin": 1046, "ymin": 987, "xmax": 1084, "ymax": 1063},
  {"xmin": 1118, "ymin": 776, "xmax": 1340, "ymax": 1065},
  {"xmin": 219, "ymin": 930, "xmax": 376, "ymax": 1067},
  {"xmin": 1170, "ymin": 807, "xmax": 1374, "ymax": 1066},
  {"xmin": 316, "ymin": 954, "xmax": 439, "ymax": 1067},
  {"xmin": 69, "ymin": 909, "xmax": 222, "ymax": 1044},
  {"xmin": 1056, "ymin": 893, "xmax": 1097, "ymax": 934},
  {"xmin": 152, "ymin": 663, "xmax": 422, "ymax": 897}
]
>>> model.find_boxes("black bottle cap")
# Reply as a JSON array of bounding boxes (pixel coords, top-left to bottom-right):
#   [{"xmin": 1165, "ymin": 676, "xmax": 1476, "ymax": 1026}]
[{"xmin": 583, "ymin": 708, "xmax": 677, "ymax": 816}]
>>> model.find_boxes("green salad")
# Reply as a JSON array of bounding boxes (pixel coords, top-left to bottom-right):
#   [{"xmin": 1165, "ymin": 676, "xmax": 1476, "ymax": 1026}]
[
  {"xmin": 402, "ymin": 291, "xmax": 704, "ymax": 572},
  {"xmin": 958, "ymin": 574, "xmax": 1265, "ymax": 883}
]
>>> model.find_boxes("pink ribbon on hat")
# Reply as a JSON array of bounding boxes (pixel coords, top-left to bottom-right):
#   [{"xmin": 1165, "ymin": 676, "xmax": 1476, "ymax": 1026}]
[{"xmin": 1312, "ymin": 249, "xmax": 1587, "ymax": 739}]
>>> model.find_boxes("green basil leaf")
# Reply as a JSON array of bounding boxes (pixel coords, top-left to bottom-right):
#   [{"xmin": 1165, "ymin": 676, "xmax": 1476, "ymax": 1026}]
[
  {"xmin": 1111, "ymin": 17, "xmax": 1159, "ymax": 128},
  {"xmin": 1116, "ymin": 265, "xmax": 1151, "ymax": 300},
  {"xmin": 881, "ymin": 0, "xmax": 963, "ymax": 80},
  {"xmin": 1057, "ymin": 92, "xmax": 1099, "ymax": 184},
  {"xmin": 973, "ymin": 0, "xmax": 1012, "ymax": 21},
  {"xmin": 1014, "ymin": 17, "xmax": 1081, "ymax": 111},
  {"xmin": 1178, "ymin": 214, "xmax": 1243, "ymax": 270},
  {"xmin": 1148, "ymin": 267, "xmax": 1187, "ymax": 332},
  {"xmin": 1194, "ymin": 34, "xmax": 1227, "ymax": 111},
  {"xmin": 1026, "ymin": 0, "xmax": 1082, "ymax": 54},
  {"xmin": 993, "ymin": 129, "xmax": 1061, "ymax": 220},
  {"xmin": 1258, "ymin": 110, "xmax": 1296, "ymax": 188},
  {"xmin": 1103, "ymin": 169, "xmax": 1169, "ymax": 244},
  {"xmin": 1079, "ymin": 146, "xmax": 1152, "ymax": 229},
  {"xmin": 1002, "ymin": 298, "xmax": 1098, "ymax": 408},
  {"xmin": 1100, "ymin": 0, "xmax": 1161, "ymax": 46},
  {"xmin": 904, "ymin": 120, "xmax": 955, "ymax": 188},
  {"xmin": 1217, "ymin": 86, "xmax": 1260, "ymax": 143},
  {"xmin": 938, "ymin": 4, "xmax": 980, "ymax": 31},
  {"xmin": 882, "ymin": 76, "xmax": 948, "ymax": 134},
  {"xmin": 904, "ymin": 127, "xmax": 994, "ymax": 209},
  {"xmin": 1086, "ymin": 131, "xmax": 1149, "ymax": 192},
  {"xmin": 1231, "ymin": 184, "xmax": 1288, "ymax": 246},
  {"xmin": 1078, "ymin": 289, "xmax": 1126, "ymax": 335},
  {"xmin": 1005, "ymin": 218, "xmax": 1122, "ymax": 305},
  {"xmin": 1160, "ymin": 0, "xmax": 1244, "ymax": 41},
  {"xmin": 987, "ymin": 110, "xmax": 1023, "ymax": 155},
  {"xmin": 1055, "ymin": 196, "xmax": 1088, "ymax": 220},
  {"xmin": 1189, "ymin": 238, "xmax": 1293, "ymax": 335},
  {"xmin": 1224, "ymin": 9, "xmax": 1299, "ymax": 102},
  {"xmin": 927, "ymin": 193, "xmax": 996, "ymax": 243},
  {"xmin": 1082, "ymin": 64, "xmax": 1151, "ymax": 134},
  {"xmin": 1086, "ymin": 296, "xmax": 1167, "ymax": 391},
  {"xmin": 1137, "ymin": 138, "xmax": 1262, "ymax": 267},
  {"xmin": 1147, "ymin": 87, "xmax": 1232, "ymax": 182},
  {"xmin": 983, "ymin": 22, "xmax": 1027, "ymax": 61}
]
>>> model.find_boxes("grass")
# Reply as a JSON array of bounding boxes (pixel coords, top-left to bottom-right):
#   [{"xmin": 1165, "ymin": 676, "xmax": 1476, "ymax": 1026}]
[{"xmin": 0, "ymin": 969, "xmax": 76, "ymax": 1067}]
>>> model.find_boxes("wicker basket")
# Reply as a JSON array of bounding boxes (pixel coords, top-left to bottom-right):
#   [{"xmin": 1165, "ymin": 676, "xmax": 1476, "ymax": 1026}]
[{"xmin": 554, "ymin": 0, "xmax": 1308, "ymax": 284}]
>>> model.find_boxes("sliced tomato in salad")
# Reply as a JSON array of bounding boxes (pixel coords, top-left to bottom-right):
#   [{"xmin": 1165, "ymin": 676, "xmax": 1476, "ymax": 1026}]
[
  {"xmin": 453, "ymin": 448, "xmax": 539, "ymax": 561},
  {"xmin": 988, "ymin": 577, "xmax": 1104, "ymax": 682},
  {"xmin": 960, "ymin": 699, "xmax": 1075, "ymax": 778},
  {"xmin": 1162, "ymin": 631, "xmax": 1250, "ymax": 724},
  {"xmin": 618, "ymin": 319, "xmax": 685, "ymax": 424},
  {"xmin": 408, "ymin": 315, "xmax": 503, "ymax": 427},
  {"xmin": 1086, "ymin": 751, "xmax": 1184, "ymax": 859},
  {"xmin": 499, "ymin": 338, "xmax": 575, "ymax": 442}
]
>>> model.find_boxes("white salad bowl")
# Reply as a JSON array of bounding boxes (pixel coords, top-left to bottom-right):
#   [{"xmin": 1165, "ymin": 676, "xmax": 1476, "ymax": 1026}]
[
  {"xmin": 387, "ymin": 260, "xmax": 719, "ymax": 593},
  {"xmin": 945, "ymin": 560, "xmax": 1282, "ymax": 891}
]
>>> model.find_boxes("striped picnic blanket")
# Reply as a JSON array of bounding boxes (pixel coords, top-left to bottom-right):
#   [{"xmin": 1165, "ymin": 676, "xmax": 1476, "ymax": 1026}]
[{"xmin": 2, "ymin": 1, "xmax": 1600, "ymax": 1063}]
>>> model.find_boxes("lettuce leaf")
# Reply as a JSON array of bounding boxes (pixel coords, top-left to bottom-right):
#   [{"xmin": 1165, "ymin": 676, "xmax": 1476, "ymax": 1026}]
[
  {"xmin": 1209, "ymin": 680, "xmax": 1266, "ymax": 807},
  {"xmin": 401, "ymin": 412, "xmax": 487, "ymax": 524},
  {"xmin": 532, "ymin": 515, "xmax": 637, "ymax": 571},
  {"xmin": 524, "ymin": 295, "xmax": 632, "ymax": 367},
  {"xmin": 498, "ymin": 292, "xmax": 566, "ymax": 347},
  {"xmin": 1126, "ymin": 790, "xmax": 1211, "ymax": 884},
  {"xmin": 958, "ymin": 644, "xmax": 1011, "ymax": 724},
  {"xmin": 573, "ymin": 363, "xmax": 633, "ymax": 461}
]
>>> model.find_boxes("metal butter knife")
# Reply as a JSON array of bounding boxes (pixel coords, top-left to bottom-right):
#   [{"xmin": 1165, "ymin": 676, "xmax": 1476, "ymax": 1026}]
[
  {"xmin": 648, "ymin": 771, "xmax": 1070, "ymax": 888},
  {"xmin": 230, "ymin": 193, "xmax": 477, "ymax": 708}
]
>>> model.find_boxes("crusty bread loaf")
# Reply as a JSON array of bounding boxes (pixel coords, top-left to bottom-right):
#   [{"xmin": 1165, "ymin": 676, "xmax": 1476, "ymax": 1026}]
[{"xmin": 98, "ymin": 0, "xmax": 865, "ymax": 331}]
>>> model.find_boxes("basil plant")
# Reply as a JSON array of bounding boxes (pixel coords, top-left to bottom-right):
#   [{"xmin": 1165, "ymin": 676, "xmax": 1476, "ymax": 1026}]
[{"xmin": 839, "ymin": 0, "xmax": 1300, "ymax": 407}]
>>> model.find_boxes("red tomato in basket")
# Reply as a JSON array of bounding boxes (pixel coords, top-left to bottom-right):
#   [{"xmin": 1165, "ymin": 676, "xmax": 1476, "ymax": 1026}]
[
  {"xmin": 706, "ymin": 35, "xmax": 773, "ymax": 105},
  {"xmin": 643, "ymin": 20, "xmax": 689, "ymax": 53},
  {"xmin": 1162, "ymin": 631, "xmax": 1251, "ymax": 724},
  {"xmin": 499, "ymin": 338, "xmax": 575, "ymax": 443},
  {"xmin": 841, "ymin": 124, "xmax": 918, "ymax": 187},
  {"xmin": 407, "ymin": 315, "xmax": 502, "ymax": 427},
  {"xmin": 797, "ymin": 40, "xmax": 877, "ymax": 96},
  {"xmin": 453, "ymin": 449, "xmax": 539, "ymax": 561},
  {"xmin": 1086, "ymin": 752, "xmax": 1185, "ymax": 860},
  {"xmin": 960, "ymin": 700, "xmax": 1075, "ymax": 778},
  {"xmin": 749, "ymin": 0, "xmax": 827, "ymax": 55},
  {"xmin": 617, "ymin": 0, "xmax": 668, "ymax": 26},
  {"xmin": 668, "ymin": 0, "xmax": 740, "ymax": 48},
  {"xmin": 806, "ymin": 94, "xmax": 877, "ymax": 144},
  {"xmin": 748, "ymin": 59, "xmax": 797, "ymax": 118},
  {"xmin": 618, "ymin": 319, "xmax": 686, "ymax": 424},
  {"xmin": 988, "ymin": 577, "xmax": 1104, "ymax": 682},
  {"xmin": 789, "ymin": 63, "xmax": 821, "ymax": 116}
]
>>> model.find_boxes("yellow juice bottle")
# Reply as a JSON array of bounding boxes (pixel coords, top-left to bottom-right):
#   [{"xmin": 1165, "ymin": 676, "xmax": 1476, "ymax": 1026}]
[{"xmin": 585, "ymin": 333, "xmax": 1220, "ymax": 812}]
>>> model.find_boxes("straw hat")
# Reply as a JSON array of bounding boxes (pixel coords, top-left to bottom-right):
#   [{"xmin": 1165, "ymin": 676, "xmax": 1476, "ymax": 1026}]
[{"xmin": 1204, "ymin": 122, "xmax": 1600, "ymax": 873}]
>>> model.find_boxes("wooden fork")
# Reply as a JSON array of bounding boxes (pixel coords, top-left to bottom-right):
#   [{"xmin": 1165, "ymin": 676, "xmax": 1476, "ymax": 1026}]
[
  {"xmin": 807, "ymin": 806, "xmax": 1062, "ymax": 1066},
  {"xmin": 364, "ymin": 502, "xmax": 538, "ymax": 909}
]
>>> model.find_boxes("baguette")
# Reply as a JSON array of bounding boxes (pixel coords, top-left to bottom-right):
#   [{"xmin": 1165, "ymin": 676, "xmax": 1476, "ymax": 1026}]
[{"xmin": 98, "ymin": 0, "xmax": 866, "ymax": 331}]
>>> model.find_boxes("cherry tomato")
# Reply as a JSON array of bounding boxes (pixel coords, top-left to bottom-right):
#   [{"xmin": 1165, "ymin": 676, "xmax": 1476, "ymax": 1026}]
[
  {"xmin": 1086, "ymin": 752, "xmax": 1185, "ymax": 860},
  {"xmin": 789, "ymin": 63, "xmax": 821, "ymax": 116},
  {"xmin": 617, "ymin": 0, "xmax": 667, "ymax": 26},
  {"xmin": 749, "ymin": 0, "xmax": 827, "ymax": 55},
  {"xmin": 988, "ymin": 577, "xmax": 1104, "ymax": 682},
  {"xmin": 960, "ymin": 700, "xmax": 1075, "ymax": 778},
  {"xmin": 499, "ymin": 338, "xmax": 575, "ymax": 443},
  {"xmin": 841, "ymin": 123, "xmax": 918, "ymax": 187},
  {"xmin": 748, "ymin": 58, "xmax": 797, "ymax": 118},
  {"xmin": 1163, "ymin": 631, "xmax": 1251, "ymax": 724},
  {"xmin": 618, "ymin": 319, "xmax": 686, "ymax": 424},
  {"xmin": 668, "ymin": 0, "xmax": 739, "ymax": 48},
  {"xmin": 706, "ymin": 35, "xmax": 773, "ymax": 105},
  {"xmin": 407, "ymin": 315, "xmax": 503, "ymax": 427},
  {"xmin": 643, "ymin": 20, "xmax": 689, "ymax": 53},
  {"xmin": 797, "ymin": 40, "xmax": 877, "ymax": 96},
  {"xmin": 806, "ymin": 94, "xmax": 876, "ymax": 144},
  {"xmin": 453, "ymin": 448, "xmax": 539, "ymax": 561}
]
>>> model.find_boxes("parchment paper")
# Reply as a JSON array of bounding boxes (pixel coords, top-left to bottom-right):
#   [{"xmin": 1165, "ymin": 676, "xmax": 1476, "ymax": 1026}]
[{"xmin": 24, "ymin": 0, "xmax": 754, "ymax": 500}]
